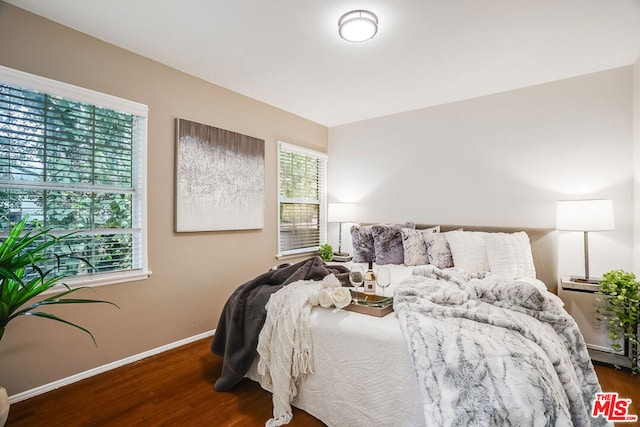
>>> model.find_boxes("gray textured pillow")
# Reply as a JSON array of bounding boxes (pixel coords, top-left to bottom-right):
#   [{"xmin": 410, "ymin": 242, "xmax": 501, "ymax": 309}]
[
  {"xmin": 350, "ymin": 224, "xmax": 376, "ymax": 263},
  {"xmin": 401, "ymin": 226, "xmax": 440, "ymax": 266},
  {"xmin": 424, "ymin": 232, "xmax": 454, "ymax": 269},
  {"xmin": 371, "ymin": 222, "xmax": 415, "ymax": 265}
]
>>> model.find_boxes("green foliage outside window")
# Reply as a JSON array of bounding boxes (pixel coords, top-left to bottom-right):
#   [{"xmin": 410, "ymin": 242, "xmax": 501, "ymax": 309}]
[
  {"xmin": 278, "ymin": 147, "xmax": 325, "ymax": 254},
  {"xmin": 0, "ymin": 82, "xmax": 139, "ymax": 280}
]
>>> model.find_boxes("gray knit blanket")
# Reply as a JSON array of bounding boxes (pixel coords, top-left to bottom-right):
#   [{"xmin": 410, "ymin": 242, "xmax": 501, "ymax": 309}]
[{"xmin": 394, "ymin": 266, "xmax": 611, "ymax": 427}]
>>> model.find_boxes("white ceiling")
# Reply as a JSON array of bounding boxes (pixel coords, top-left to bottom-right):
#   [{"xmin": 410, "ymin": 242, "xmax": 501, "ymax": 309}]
[{"xmin": 6, "ymin": 0, "xmax": 640, "ymax": 127}]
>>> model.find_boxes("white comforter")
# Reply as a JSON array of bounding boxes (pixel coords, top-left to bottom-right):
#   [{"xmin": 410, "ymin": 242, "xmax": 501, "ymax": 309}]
[
  {"xmin": 249, "ymin": 295, "xmax": 425, "ymax": 426},
  {"xmin": 248, "ymin": 265, "xmax": 609, "ymax": 426},
  {"xmin": 248, "ymin": 265, "xmax": 422, "ymax": 426}
]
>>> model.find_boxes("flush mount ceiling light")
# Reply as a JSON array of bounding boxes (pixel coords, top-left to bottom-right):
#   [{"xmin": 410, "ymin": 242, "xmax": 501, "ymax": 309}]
[{"xmin": 338, "ymin": 10, "xmax": 378, "ymax": 42}]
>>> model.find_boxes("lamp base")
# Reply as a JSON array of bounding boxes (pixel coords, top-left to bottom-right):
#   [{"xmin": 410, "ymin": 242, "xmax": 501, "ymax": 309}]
[
  {"xmin": 332, "ymin": 254, "xmax": 353, "ymax": 262},
  {"xmin": 570, "ymin": 275, "xmax": 601, "ymax": 285}
]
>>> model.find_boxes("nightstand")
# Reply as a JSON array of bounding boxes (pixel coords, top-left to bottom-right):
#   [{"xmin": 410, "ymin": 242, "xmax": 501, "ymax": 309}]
[{"xmin": 558, "ymin": 278, "xmax": 630, "ymax": 366}]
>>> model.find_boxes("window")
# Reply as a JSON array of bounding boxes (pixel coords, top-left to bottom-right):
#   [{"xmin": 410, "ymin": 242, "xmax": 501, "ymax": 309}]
[
  {"xmin": 0, "ymin": 66, "xmax": 149, "ymax": 287},
  {"xmin": 277, "ymin": 141, "xmax": 327, "ymax": 257}
]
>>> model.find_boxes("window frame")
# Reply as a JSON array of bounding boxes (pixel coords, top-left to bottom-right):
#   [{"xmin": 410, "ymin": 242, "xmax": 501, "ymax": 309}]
[
  {"xmin": 277, "ymin": 141, "xmax": 327, "ymax": 258},
  {"xmin": 0, "ymin": 65, "xmax": 150, "ymax": 289}
]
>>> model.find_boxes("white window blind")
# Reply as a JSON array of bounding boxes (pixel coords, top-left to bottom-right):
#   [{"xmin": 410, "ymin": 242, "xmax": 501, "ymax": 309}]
[
  {"xmin": 0, "ymin": 66, "xmax": 149, "ymax": 287},
  {"xmin": 277, "ymin": 141, "xmax": 327, "ymax": 257}
]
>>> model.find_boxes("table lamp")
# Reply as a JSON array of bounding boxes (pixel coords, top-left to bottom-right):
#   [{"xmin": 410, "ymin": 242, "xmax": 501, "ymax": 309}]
[
  {"xmin": 556, "ymin": 199, "xmax": 615, "ymax": 283},
  {"xmin": 327, "ymin": 203, "xmax": 356, "ymax": 256}
]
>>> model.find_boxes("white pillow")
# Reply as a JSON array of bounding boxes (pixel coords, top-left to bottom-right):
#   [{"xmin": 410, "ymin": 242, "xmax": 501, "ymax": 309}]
[
  {"xmin": 444, "ymin": 230, "xmax": 490, "ymax": 273},
  {"xmin": 401, "ymin": 226, "xmax": 440, "ymax": 266},
  {"xmin": 485, "ymin": 232, "xmax": 536, "ymax": 280}
]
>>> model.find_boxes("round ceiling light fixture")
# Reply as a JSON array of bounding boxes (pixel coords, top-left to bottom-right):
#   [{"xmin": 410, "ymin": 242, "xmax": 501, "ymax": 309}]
[{"xmin": 338, "ymin": 10, "xmax": 378, "ymax": 42}]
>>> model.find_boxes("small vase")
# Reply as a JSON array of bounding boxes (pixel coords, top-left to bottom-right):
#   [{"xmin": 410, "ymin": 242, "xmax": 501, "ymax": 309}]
[{"xmin": 0, "ymin": 386, "xmax": 8, "ymax": 427}]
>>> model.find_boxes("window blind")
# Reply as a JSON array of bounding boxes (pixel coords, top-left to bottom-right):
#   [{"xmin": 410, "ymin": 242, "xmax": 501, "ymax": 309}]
[
  {"xmin": 0, "ymin": 66, "xmax": 148, "ymax": 286},
  {"xmin": 278, "ymin": 142, "xmax": 327, "ymax": 256}
]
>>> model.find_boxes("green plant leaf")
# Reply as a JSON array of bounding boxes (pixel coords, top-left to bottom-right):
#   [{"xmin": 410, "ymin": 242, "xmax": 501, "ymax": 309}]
[
  {"xmin": 598, "ymin": 269, "xmax": 640, "ymax": 374},
  {"xmin": 0, "ymin": 216, "xmax": 117, "ymax": 346},
  {"xmin": 21, "ymin": 311, "xmax": 99, "ymax": 346}
]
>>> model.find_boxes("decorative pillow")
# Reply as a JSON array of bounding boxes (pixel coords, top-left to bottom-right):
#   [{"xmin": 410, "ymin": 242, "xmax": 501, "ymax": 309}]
[
  {"xmin": 444, "ymin": 230, "xmax": 490, "ymax": 273},
  {"xmin": 424, "ymin": 232, "xmax": 454, "ymax": 269},
  {"xmin": 485, "ymin": 232, "xmax": 536, "ymax": 280},
  {"xmin": 371, "ymin": 222, "xmax": 416, "ymax": 265},
  {"xmin": 350, "ymin": 225, "xmax": 376, "ymax": 263},
  {"xmin": 401, "ymin": 226, "xmax": 440, "ymax": 266}
]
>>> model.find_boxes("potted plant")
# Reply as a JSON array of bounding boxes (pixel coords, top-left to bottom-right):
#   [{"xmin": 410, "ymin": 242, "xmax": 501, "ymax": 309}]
[
  {"xmin": 0, "ymin": 217, "xmax": 118, "ymax": 425},
  {"xmin": 319, "ymin": 243, "xmax": 333, "ymax": 262},
  {"xmin": 596, "ymin": 269, "xmax": 639, "ymax": 374}
]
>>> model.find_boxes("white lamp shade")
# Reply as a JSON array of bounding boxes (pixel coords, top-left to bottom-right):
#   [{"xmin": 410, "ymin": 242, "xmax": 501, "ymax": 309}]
[
  {"xmin": 327, "ymin": 203, "xmax": 357, "ymax": 223},
  {"xmin": 556, "ymin": 199, "xmax": 615, "ymax": 231}
]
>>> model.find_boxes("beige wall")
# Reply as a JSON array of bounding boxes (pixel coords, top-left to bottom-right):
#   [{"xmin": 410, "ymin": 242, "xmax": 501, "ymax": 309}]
[{"xmin": 0, "ymin": 3, "xmax": 327, "ymax": 395}]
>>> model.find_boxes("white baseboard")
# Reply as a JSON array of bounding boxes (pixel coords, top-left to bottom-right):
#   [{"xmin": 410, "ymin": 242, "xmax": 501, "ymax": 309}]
[{"xmin": 8, "ymin": 329, "xmax": 216, "ymax": 404}]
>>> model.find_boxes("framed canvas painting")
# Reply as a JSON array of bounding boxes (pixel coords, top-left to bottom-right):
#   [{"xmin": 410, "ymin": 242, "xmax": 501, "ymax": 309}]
[{"xmin": 175, "ymin": 118, "xmax": 265, "ymax": 231}]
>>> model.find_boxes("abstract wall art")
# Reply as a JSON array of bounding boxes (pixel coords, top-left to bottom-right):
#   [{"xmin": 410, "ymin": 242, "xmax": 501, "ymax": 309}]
[{"xmin": 175, "ymin": 118, "xmax": 265, "ymax": 232}]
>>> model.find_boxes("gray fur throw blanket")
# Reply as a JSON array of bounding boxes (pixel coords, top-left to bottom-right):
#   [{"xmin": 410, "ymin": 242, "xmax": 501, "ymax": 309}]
[{"xmin": 394, "ymin": 266, "xmax": 610, "ymax": 427}]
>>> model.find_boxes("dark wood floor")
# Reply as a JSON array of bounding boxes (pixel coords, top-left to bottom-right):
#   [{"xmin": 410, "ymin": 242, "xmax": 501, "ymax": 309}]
[
  {"xmin": 6, "ymin": 338, "xmax": 640, "ymax": 426},
  {"xmin": 6, "ymin": 338, "xmax": 325, "ymax": 427},
  {"xmin": 593, "ymin": 362, "xmax": 640, "ymax": 426}
]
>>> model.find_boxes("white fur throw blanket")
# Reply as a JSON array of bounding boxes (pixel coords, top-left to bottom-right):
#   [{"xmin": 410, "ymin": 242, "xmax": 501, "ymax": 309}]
[
  {"xmin": 256, "ymin": 279, "xmax": 322, "ymax": 427},
  {"xmin": 394, "ymin": 266, "xmax": 610, "ymax": 427}
]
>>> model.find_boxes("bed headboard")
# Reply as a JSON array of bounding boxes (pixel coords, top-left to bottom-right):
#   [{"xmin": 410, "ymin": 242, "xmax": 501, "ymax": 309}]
[
  {"xmin": 419, "ymin": 225, "xmax": 558, "ymax": 293},
  {"xmin": 356, "ymin": 223, "xmax": 558, "ymax": 292}
]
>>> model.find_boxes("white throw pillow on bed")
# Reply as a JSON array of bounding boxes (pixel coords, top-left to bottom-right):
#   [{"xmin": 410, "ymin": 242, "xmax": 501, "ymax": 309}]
[
  {"xmin": 485, "ymin": 231, "xmax": 536, "ymax": 280},
  {"xmin": 444, "ymin": 230, "xmax": 490, "ymax": 273}
]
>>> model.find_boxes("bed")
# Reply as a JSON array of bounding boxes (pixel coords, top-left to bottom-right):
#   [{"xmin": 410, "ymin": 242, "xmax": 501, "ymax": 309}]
[{"xmin": 212, "ymin": 224, "xmax": 609, "ymax": 427}]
